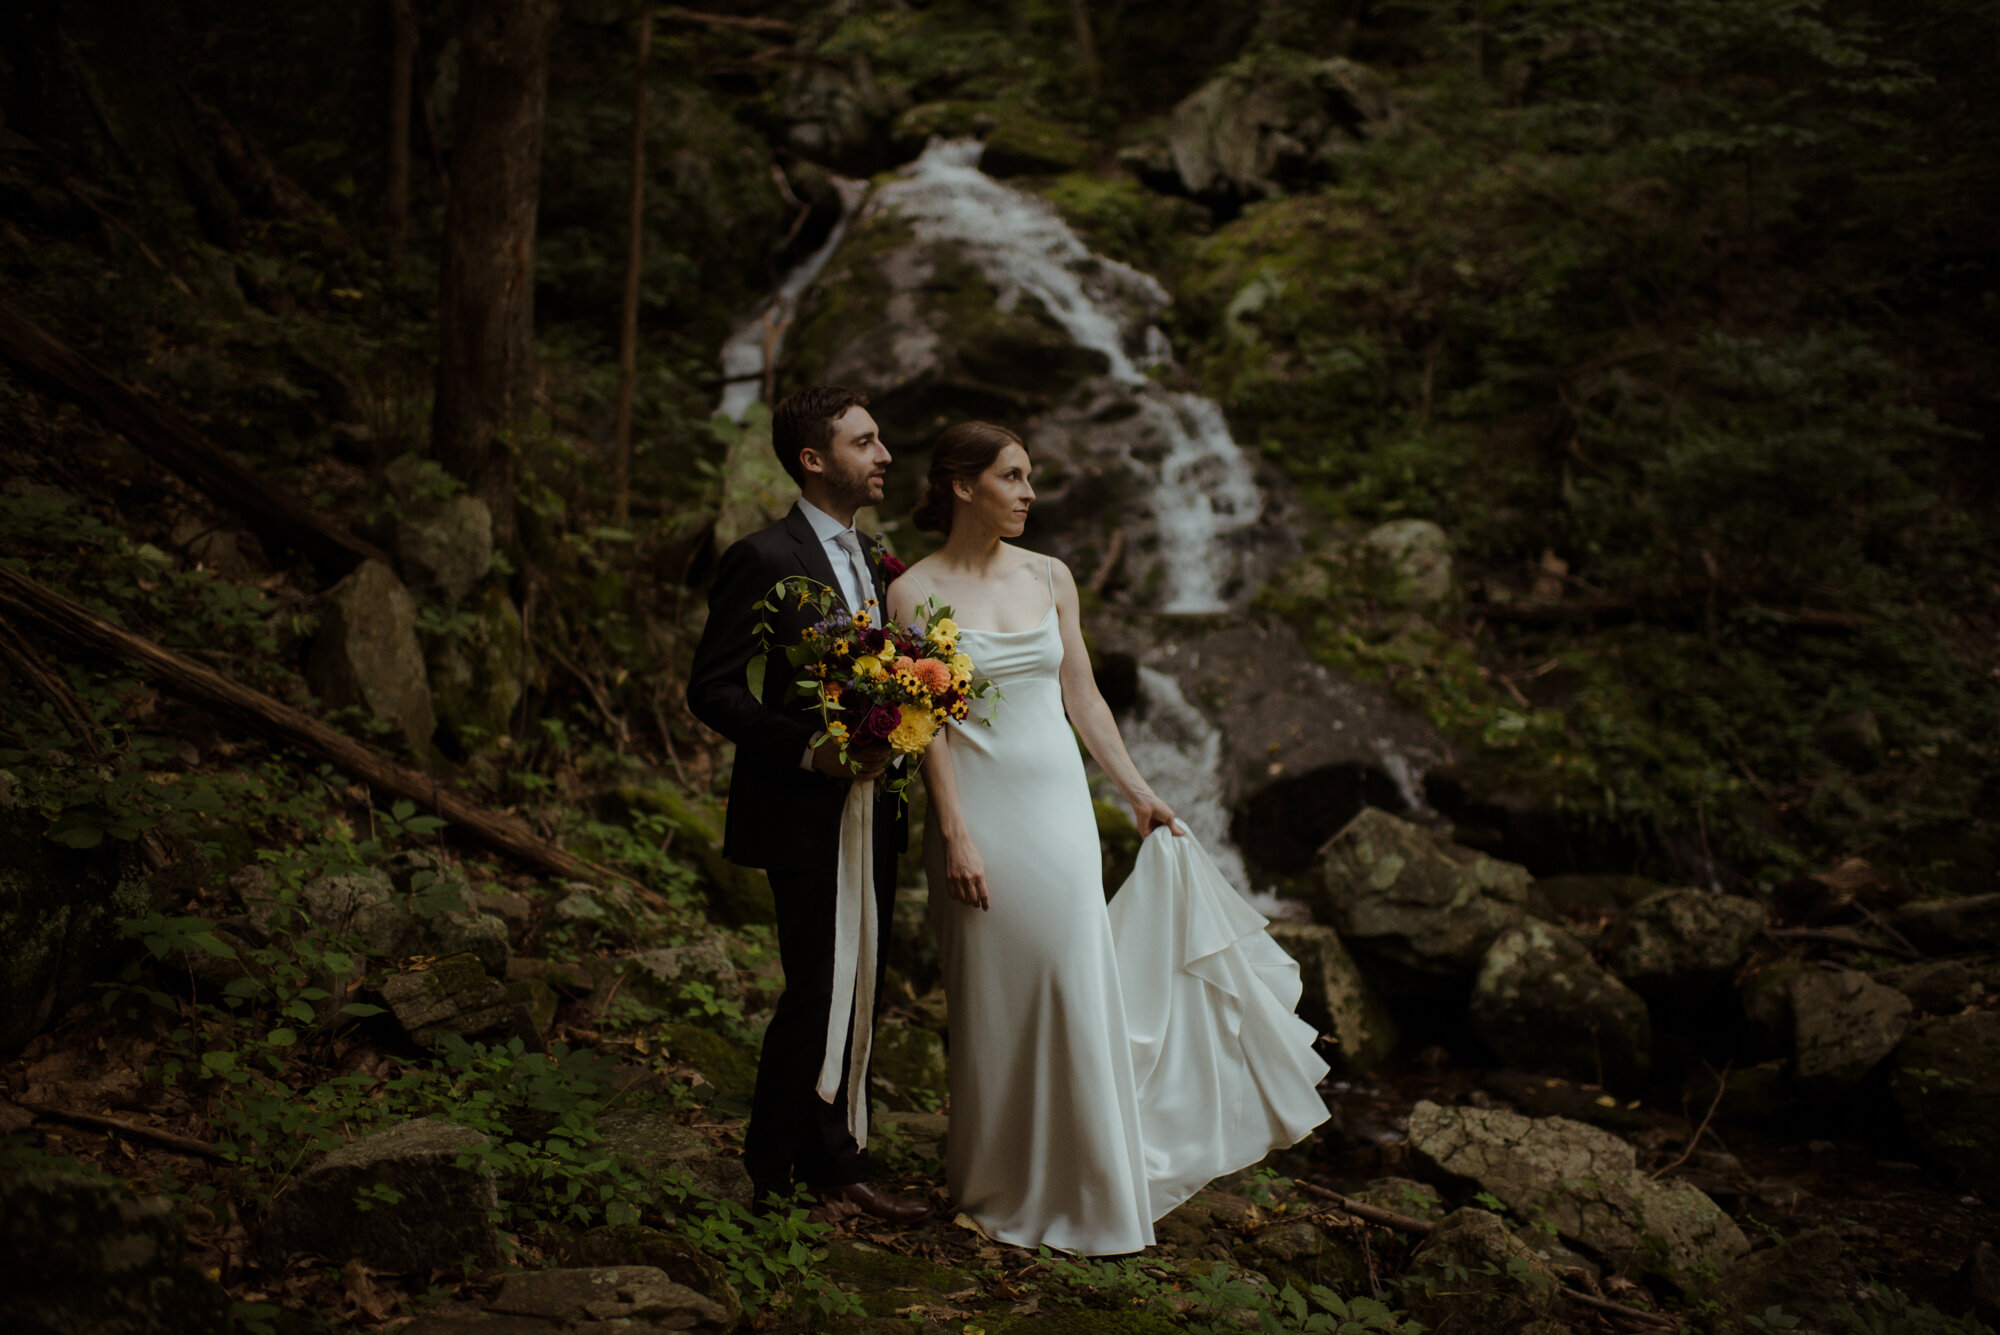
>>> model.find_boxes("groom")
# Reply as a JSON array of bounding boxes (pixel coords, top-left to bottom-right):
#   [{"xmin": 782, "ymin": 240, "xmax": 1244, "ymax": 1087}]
[{"xmin": 685, "ymin": 385, "xmax": 926, "ymax": 1223}]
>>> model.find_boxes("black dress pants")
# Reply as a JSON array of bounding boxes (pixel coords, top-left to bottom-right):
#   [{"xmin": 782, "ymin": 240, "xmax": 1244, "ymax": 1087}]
[{"xmin": 743, "ymin": 839, "xmax": 899, "ymax": 1203}]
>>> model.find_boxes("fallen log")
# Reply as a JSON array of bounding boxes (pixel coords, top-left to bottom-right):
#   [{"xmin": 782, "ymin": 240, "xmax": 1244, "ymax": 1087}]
[
  {"xmin": 21, "ymin": 1102, "xmax": 227, "ymax": 1162},
  {"xmin": 0, "ymin": 302, "xmax": 390, "ymax": 574},
  {"xmin": 0, "ymin": 561, "xmax": 583, "ymax": 881}
]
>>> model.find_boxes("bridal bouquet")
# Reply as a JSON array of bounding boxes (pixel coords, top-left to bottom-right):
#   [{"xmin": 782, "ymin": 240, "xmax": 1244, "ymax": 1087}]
[{"xmin": 748, "ymin": 578, "xmax": 995, "ymax": 795}]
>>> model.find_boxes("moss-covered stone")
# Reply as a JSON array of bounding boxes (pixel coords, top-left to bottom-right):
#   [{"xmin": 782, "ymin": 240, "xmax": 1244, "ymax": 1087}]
[
  {"xmin": 892, "ymin": 100, "xmax": 1092, "ymax": 177},
  {"xmin": 974, "ymin": 1307, "xmax": 1184, "ymax": 1335},
  {"xmin": 1233, "ymin": 1219, "xmax": 1369, "ymax": 1297},
  {"xmin": 618, "ymin": 783, "xmax": 775, "ymax": 926},
  {"xmin": 427, "ymin": 580, "xmax": 525, "ymax": 756},
  {"xmin": 665, "ymin": 1021, "xmax": 759, "ymax": 1097},
  {"xmin": 565, "ymin": 1222, "xmax": 742, "ymax": 1328},
  {"xmin": 822, "ymin": 1239, "xmax": 964, "ymax": 1319}
]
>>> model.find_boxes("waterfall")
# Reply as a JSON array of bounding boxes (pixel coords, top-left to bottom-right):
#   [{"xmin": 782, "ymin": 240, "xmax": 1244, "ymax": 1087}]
[
  {"xmin": 1122, "ymin": 667, "xmax": 1291, "ymax": 916},
  {"xmin": 717, "ymin": 175, "xmax": 870, "ymax": 422},
  {"xmin": 875, "ymin": 139, "xmax": 1263, "ymax": 614}
]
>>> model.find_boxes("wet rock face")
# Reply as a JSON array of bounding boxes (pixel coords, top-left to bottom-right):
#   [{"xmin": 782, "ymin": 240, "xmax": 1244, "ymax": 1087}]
[
  {"xmin": 1404, "ymin": 1208, "xmax": 1563, "ymax": 1335},
  {"xmin": 1891, "ymin": 1010, "xmax": 2000, "ymax": 1198},
  {"xmin": 1601, "ymin": 888, "xmax": 1765, "ymax": 997},
  {"xmin": 0, "ymin": 807, "xmax": 159, "ymax": 1049},
  {"xmin": 260, "ymin": 1118, "xmax": 501, "ymax": 1272},
  {"xmin": 1310, "ymin": 809, "xmax": 1533, "ymax": 992},
  {"xmin": 1407, "ymin": 1100, "xmax": 1749, "ymax": 1286},
  {"xmin": 308, "ymin": 558, "xmax": 435, "ymax": 758},
  {"xmin": 0, "ymin": 1166, "xmax": 233, "ymax": 1335},
  {"xmin": 774, "ymin": 52, "xmax": 902, "ymax": 176},
  {"xmin": 1167, "ymin": 49, "xmax": 1398, "ymax": 205},
  {"xmin": 1471, "ymin": 920, "xmax": 1652, "ymax": 1090},
  {"xmin": 1265, "ymin": 922, "xmax": 1398, "ymax": 1074}
]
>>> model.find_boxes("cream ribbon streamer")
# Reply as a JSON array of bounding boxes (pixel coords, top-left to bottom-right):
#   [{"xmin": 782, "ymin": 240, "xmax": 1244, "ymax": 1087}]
[{"xmin": 815, "ymin": 775, "xmax": 877, "ymax": 1147}]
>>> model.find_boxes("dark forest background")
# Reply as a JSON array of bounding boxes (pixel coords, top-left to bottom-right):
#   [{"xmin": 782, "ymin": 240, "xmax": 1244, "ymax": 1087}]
[{"xmin": 1, "ymin": 2, "xmax": 1996, "ymax": 1332}]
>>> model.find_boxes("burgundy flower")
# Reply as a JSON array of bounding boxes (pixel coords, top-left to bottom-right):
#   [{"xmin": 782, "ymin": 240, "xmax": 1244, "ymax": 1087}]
[
  {"xmin": 860, "ymin": 703, "xmax": 902, "ymax": 742},
  {"xmin": 879, "ymin": 551, "xmax": 907, "ymax": 579},
  {"xmin": 858, "ymin": 626, "xmax": 887, "ymax": 653}
]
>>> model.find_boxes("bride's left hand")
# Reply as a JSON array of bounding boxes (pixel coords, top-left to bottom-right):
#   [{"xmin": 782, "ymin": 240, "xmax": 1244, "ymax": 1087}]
[{"xmin": 1131, "ymin": 794, "xmax": 1182, "ymax": 836}]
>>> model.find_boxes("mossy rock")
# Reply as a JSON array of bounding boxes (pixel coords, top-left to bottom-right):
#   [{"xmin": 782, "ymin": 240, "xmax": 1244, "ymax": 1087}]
[
  {"xmin": 1233, "ymin": 1219, "xmax": 1369, "ymax": 1297},
  {"xmin": 426, "ymin": 581, "xmax": 525, "ymax": 756},
  {"xmin": 891, "ymin": 100, "xmax": 1092, "ymax": 176},
  {"xmin": 822, "ymin": 1239, "xmax": 963, "ymax": 1319},
  {"xmin": 617, "ymin": 784, "xmax": 776, "ymax": 926},
  {"xmin": 665, "ymin": 1021, "xmax": 758, "ymax": 1097},
  {"xmin": 564, "ymin": 1222, "xmax": 743, "ymax": 1328}
]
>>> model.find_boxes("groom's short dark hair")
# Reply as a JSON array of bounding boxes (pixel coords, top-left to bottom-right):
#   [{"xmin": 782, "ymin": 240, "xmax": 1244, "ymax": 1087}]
[{"xmin": 771, "ymin": 385, "xmax": 871, "ymax": 487}]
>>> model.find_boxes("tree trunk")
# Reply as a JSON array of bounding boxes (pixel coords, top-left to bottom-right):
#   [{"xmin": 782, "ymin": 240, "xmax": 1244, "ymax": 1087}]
[
  {"xmin": 1067, "ymin": 0, "xmax": 1101, "ymax": 96},
  {"xmin": 611, "ymin": 1, "xmax": 652, "ymax": 528},
  {"xmin": 384, "ymin": 0, "xmax": 418, "ymax": 261},
  {"xmin": 433, "ymin": 0, "xmax": 561, "ymax": 542}
]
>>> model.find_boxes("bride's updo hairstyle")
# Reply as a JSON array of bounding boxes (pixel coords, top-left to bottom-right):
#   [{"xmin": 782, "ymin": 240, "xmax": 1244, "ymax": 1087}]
[{"xmin": 913, "ymin": 421, "xmax": 1026, "ymax": 534}]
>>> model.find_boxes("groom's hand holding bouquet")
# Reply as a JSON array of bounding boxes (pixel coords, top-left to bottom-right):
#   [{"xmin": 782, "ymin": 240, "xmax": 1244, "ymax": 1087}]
[{"xmin": 749, "ymin": 578, "xmax": 994, "ymax": 795}]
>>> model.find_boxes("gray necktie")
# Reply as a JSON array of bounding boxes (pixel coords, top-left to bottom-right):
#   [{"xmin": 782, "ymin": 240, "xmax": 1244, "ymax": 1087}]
[{"xmin": 832, "ymin": 528, "xmax": 874, "ymax": 616}]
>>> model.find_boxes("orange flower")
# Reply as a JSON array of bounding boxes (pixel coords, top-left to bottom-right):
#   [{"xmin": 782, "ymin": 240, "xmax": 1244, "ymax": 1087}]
[{"xmin": 904, "ymin": 657, "xmax": 952, "ymax": 695}]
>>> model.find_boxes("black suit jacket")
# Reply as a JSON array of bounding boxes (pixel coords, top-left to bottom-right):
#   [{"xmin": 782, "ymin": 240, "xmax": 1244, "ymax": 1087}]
[{"xmin": 686, "ymin": 504, "xmax": 910, "ymax": 871}]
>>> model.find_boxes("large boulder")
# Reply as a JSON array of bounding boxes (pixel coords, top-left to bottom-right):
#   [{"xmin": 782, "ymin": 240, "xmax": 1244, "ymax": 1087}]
[
  {"xmin": 1890, "ymin": 1011, "xmax": 2000, "ymax": 1198},
  {"xmin": 377, "ymin": 953, "xmax": 513, "ymax": 1047},
  {"xmin": 261, "ymin": 1118, "xmax": 501, "ymax": 1271},
  {"xmin": 379, "ymin": 454, "xmax": 494, "ymax": 605},
  {"xmin": 1601, "ymin": 887, "xmax": 1766, "ymax": 999},
  {"xmin": 1471, "ymin": 920, "xmax": 1652, "ymax": 1090},
  {"xmin": 308, "ymin": 558, "xmax": 436, "ymax": 757},
  {"xmin": 1309, "ymin": 808, "xmax": 1533, "ymax": 993},
  {"xmin": 610, "ymin": 935, "xmax": 744, "ymax": 1014},
  {"xmin": 1360, "ymin": 520, "xmax": 1453, "ymax": 605},
  {"xmin": 1265, "ymin": 922, "xmax": 1398, "ymax": 1073},
  {"xmin": 785, "ymin": 139, "xmax": 1155, "ymax": 489},
  {"xmin": 0, "ymin": 1165, "xmax": 232, "ymax": 1334},
  {"xmin": 1407, "ymin": 1100, "xmax": 1749, "ymax": 1286},
  {"xmin": 426, "ymin": 581, "xmax": 526, "ymax": 755},
  {"xmin": 1404, "ymin": 1208, "xmax": 1563, "ymax": 1335},
  {"xmin": 1892, "ymin": 894, "xmax": 2000, "ymax": 954},
  {"xmin": 616, "ymin": 784, "xmax": 775, "ymax": 926},
  {"xmin": 564, "ymin": 1225, "xmax": 741, "ymax": 1328},
  {"xmin": 1788, "ymin": 967, "xmax": 1911, "ymax": 1090},
  {"xmin": 0, "ymin": 806, "xmax": 160, "ymax": 1049},
  {"xmin": 1167, "ymin": 49, "xmax": 1398, "ymax": 204}
]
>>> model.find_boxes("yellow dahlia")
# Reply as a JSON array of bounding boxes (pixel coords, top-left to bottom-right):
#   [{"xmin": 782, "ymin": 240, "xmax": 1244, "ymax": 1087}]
[{"xmin": 887, "ymin": 705, "xmax": 938, "ymax": 755}]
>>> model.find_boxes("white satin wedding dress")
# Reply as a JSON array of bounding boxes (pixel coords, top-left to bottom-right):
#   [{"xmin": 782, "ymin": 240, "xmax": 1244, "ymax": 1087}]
[{"xmin": 922, "ymin": 566, "xmax": 1330, "ymax": 1254}]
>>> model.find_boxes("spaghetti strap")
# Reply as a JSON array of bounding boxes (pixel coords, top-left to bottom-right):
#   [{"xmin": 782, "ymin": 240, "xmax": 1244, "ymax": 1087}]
[
  {"xmin": 908, "ymin": 568, "xmax": 932, "ymax": 603},
  {"xmin": 1045, "ymin": 557, "xmax": 1057, "ymax": 614}
]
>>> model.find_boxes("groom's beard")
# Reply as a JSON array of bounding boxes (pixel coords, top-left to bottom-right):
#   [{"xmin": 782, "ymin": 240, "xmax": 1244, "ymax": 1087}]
[{"xmin": 823, "ymin": 460, "xmax": 885, "ymax": 513}]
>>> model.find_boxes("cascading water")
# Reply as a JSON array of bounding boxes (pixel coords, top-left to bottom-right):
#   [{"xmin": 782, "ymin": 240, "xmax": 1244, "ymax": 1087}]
[
  {"xmin": 717, "ymin": 175, "xmax": 870, "ymax": 422},
  {"xmin": 872, "ymin": 139, "xmax": 1263, "ymax": 613}
]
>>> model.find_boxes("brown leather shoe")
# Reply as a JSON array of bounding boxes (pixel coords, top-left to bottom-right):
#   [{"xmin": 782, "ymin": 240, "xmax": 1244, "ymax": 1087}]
[{"xmin": 809, "ymin": 1181, "xmax": 932, "ymax": 1224}]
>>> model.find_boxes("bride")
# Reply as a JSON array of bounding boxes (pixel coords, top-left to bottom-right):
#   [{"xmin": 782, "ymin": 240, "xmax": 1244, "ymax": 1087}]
[{"xmin": 885, "ymin": 421, "xmax": 1330, "ymax": 1255}]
